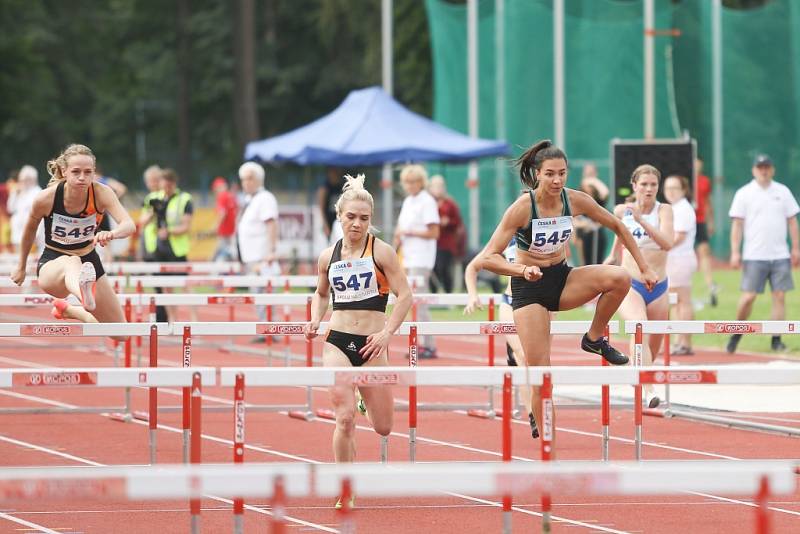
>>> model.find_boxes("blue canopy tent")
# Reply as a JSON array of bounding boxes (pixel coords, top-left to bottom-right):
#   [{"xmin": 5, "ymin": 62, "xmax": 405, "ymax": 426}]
[{"xmin": 244, "ymin": 86, "xmax": 509, "ymax": 165}]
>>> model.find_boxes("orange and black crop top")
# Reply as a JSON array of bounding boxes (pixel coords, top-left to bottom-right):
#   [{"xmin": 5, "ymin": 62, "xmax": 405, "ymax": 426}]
[
  {"xmin": 327, "ymin": 234, "xmax": 390, "ymax": 312},
  {"xmin": 44, "ymin": 181, "xmax": 104, "ymax": 251}
]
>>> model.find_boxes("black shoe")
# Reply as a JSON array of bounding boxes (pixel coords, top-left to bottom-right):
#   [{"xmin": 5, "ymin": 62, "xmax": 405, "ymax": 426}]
[
  {"xmin": 581, "ymin": 334, "xmax": 629, "ymax": 365},
  {"xmin": 771, "ymin": 338, "xmax": 788, "ymax": 352},
  {"xmin": 528, "ymin": 412, "xmax": 539, "ymax": 439},
  {"xmin": 726, "ymin": 334, "xmax": 742, "ymax": 354},
  {"xmin": 419, "ymin": 348, "xmax": 438, "ymax": 359},
  {"xmin": 506, "ymin": 342, "xmax": 517, "ymax": 367}
]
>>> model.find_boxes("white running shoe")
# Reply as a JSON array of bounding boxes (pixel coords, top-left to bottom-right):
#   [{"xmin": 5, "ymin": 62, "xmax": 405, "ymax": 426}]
[{"xmin": 78, "ymin": 262, "xmax": 97, "ymax": 311}]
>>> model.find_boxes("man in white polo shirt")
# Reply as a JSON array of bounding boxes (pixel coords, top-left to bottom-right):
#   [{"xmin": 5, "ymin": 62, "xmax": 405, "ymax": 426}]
[
  {"xmin": 727, "ymin": 154, "xmax": 800, "ymax": 353},
  {"xmin": 237, "ymin": 162, "xmax": 281, "ymax": 339},
  {"xmin": 395, "ymin": 164, "xmax": 441, "ymax": 358}
]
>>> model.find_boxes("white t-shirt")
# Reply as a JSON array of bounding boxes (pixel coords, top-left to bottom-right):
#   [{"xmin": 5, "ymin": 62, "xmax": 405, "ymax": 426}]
[
  {"xmin": 397, "ymin": 190, "xmax": 440, "ymax": 269},
  {"xmin": 668, "ymin": 197, "xmax": 696, "ymax": 257},
  {"xmin": 7, "ymin": 186, "xmax": 44, "ymax": 246},
  {"xmin": 729, "ymin": 179, "xmax": 800, "ymax": 260},
  {"xmin": 237, "ymin": 188, "xmax": 279, "ymax": 264}
]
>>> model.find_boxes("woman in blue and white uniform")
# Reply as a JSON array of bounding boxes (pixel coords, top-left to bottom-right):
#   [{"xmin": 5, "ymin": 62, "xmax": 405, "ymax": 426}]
[
  {"xmin": 305, "ymin": 174, "xmax": 412, "ymax": 499},
  {"xmin": 606, "ymin": 164, "xmax": 674, "ymax": 408},
  {"xmin": 478, "ymin": 140, "xmax": 657, "ymax": 454}
]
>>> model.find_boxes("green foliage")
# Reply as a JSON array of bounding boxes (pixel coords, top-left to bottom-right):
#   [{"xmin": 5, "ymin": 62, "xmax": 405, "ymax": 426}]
[{"xmin": 0, "ymin": 0, "xmax": 431, "ymax": 188}]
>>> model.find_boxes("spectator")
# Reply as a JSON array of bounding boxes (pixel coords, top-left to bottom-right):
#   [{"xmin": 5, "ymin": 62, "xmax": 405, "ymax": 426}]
[
  {"xmin": 317, "ymin": 168, "xmax": 345, "ymax": 244},
  {"xmin": 7, "ymin": 165, "xmax": 44, "ymax": 254},
  {"xmin": 727, "ymin": 154, "xmax": 800, "ymax": 353},
  {"xmin": 395, "ymin": 164, "xmax": 440, "ymax": 358},
  {"xmin": 664, "ymin": 175, "xmax": 697, "ymax": 355},
  {"xmin": 0, "ymin": 170, "xmax": 16, "ymax": 253},
  {"xmin": 428, "ymin": 175, "xmax": 464, "ymax": 293},
  {"xmin": 237, "ymin": 161, "xmax": 280, "ymax": 338},
  {"xmin": 139, "ymin": 168, "xmax": 194, "ymax": 322},
  {"xmin": 211, "ymin": 176, "xmax": 238, "ymax": 262},
  {"xmin": 94, "ymin": 167, "xmax": 128, "ymax": 263},
  {"xmin": 573, "ymin": 163, "xmax": 609, "ymax": 265},
  {"xmin": 139, "ymin": 165, "xmax": 167, "ymax": 322},
  {"xmin": 694, "ymin": 157, "xmax": 718, "ymax": 306}
]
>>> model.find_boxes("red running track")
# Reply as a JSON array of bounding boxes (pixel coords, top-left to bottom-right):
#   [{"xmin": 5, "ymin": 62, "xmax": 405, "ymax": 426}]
[{"xmin": 0, "ymin": 304, "xmax": 797, "ymax": 533}]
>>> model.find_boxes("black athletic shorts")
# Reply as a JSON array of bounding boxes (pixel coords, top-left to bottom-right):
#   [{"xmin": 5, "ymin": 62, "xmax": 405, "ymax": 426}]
[
  {"xmin": 325, "ymin": 329, "xmax": 370, "ymax": 367},
  {"xmin": 511, "ymin": 261, "xmax": 572, "ymax": 312},
  {"xmin": 37, "ymin": 247, "xmax": 106, "ymax": 279},
  {"xmin": 695, "ymin": 222, "xmax": 709, "ymax": 244}
]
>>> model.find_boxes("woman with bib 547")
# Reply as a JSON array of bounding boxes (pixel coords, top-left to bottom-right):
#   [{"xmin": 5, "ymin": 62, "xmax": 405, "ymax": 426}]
[
  {"xmin": 305, "ymin": 174, "xmax": 412, "ymax": 506},
  {"xmin": 478, "ymin": 140, "xmax": 657, "ymax": 454},
  {"xmin": 9, "ymin": 144, "xmax": 135, "ymax": 340}
]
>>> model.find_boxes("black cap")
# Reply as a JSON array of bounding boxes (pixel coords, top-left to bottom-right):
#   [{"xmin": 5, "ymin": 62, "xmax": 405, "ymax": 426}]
[{"xmin": 752, "ymin": 154, "xmax": 773, "ymax": 167}]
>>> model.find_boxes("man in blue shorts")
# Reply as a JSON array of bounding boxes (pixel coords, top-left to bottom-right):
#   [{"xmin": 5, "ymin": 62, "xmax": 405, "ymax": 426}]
[{"xmin": 728, "ymin": 154, "xmax": 800, "ymax": 353}]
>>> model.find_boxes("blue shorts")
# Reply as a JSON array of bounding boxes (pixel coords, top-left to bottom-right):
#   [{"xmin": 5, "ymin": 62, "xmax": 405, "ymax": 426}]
[
  {"xmin": 741, "ymin": 259, "xmax": 794, "ymax": 294},
  {"xmin": 631, "ymin": 278, "xmax": 669, "ymax": 305}
]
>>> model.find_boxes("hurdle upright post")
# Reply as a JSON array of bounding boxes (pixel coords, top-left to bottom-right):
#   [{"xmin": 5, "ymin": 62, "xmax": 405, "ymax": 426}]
[
  {"xmin": 601, "ymin": 325, "xmax": 610, "ymax": 461},
  {"xmin": 270, "ymin": 475, "xmax": 287, "ymax": 534},
  {"xmin": 135, "ymin": 280, "xmax": 143, "ymax": 365},
  {"xmin": 226, "ymin": 286, "xmax": 236, "ymax": 352},
  {"xmin": 123, "ymin": 298, "xmax": 133, "ymax": 420},
  {"xmin": 486, "ymin": 297, "xmax": 496, "ymax": 417},
  {"xmin": 663, "ymin": 327, "xmax": 671, "ymax": 411},
  {"xmin": 337, "ymin": 477, "xmax": 355, "ymax": 534},
  {"xmin": 305, "ymin": 297, "xmax": 314, "ymax": 416},
  {"xmin": 634, "ymin": 323, "xmax": 643, "ymax": 460},
  {"xmin": 182, "ymin": 326, "xmax": 192, "ymax": 463},
  {"xmin": 502, "ymin": 372, "xmax": 512, "ymax": 534},
  {"xmin": 266, "ymin": 279, "xmax": 274, "ymax": 364},
  {"xmin": 233, "ymin": 373, "xmax": 245, "ymax": 534},
  {"xmin": 541, "ymin": 372, "xmax": 554, "ymax": 533},
  {"xmin": 755, "ymin": 475, "xmax": 770, "ymax": 534},
  {"xmin": 148, "ymin": 324, "xmax": 158, "ymax": 465},
  {"xmin": 189, "ymin": 371, "xmax": 202, "ymax": 534},
  {"xmin": 409, "ymin": 325, "xmax": 418, "ymax": 462},
  {"xmin": 283, "ymin": 279, "xmax": 291, "ymax": 366}
]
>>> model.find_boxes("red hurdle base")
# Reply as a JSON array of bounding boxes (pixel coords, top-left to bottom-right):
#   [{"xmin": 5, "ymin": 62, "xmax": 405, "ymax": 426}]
[
  {"xmin": 315, "ymin": 409, "xmax": 336, "ymax": 420},
  {"xmin": 468, "ymin": 409, "xmax": 503, "ymax": 419},
  {"xmin": 288, "ymin": 410, "xmax": 313, "ymax": 421},
  {"xmin": 643, "ymin": 408, "xmax": 666, "ymax": 418},
  {"xmin": 109, "ymin": 412, "xmax": 132, "ymax": 422},
  {"xmin": 132, "ymin": 411, "xmax": 150, "ymax": 422}
]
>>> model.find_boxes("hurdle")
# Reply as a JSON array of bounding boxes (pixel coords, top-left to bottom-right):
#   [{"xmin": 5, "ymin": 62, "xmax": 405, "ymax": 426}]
[
  {"xmin": 0, "ymin": 260, "xmax": 244, "ymax": 275},
  {"xmin": 626, "ymin": 320, "xmax": 800, "ymax": 438},
  {"xmin": 0, "ymin": 461, "xmax": 793, "ymax": 534},
  {"xmin": 0, "ymin": 365, "xmax": 213, "ymax": 464}
]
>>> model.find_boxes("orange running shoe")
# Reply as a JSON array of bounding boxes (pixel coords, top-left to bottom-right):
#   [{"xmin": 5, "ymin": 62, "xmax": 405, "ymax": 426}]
[
  {"xmin": 78, "ymin": 262, "xmax": 97, "ymax": 311},
  {"xmin": 51, "ymin": 298, "xmax": 69, "ymax": 320}
]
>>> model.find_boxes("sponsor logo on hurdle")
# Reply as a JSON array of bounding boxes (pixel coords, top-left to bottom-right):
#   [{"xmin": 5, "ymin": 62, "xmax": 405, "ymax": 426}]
[
  {"xmin": 542, "ymin": 399, "xmax": 554, "ymax": 441},
  {"xmin": 257, "ymin": 323, "xmax": 304, "ymax": 335},
  {"xmin": 183, "ymin": 342, "xmax": 192, "ymax": 368},
  {"xmin": 234, "ymin": 400, "xmax": 245, "ymax": 444},
  {"xmin": 160, "ymin": 265, "xmax": 192, "ymax": 273},
  {"xmin": 15, "ymin": 371, "xmax": 98, "ymax": 387},
  {"xmin": 207, "ymin": 296, "xmax": 255, "ymax": 305},
  {"xmin": 409, "ymin": 343, "xmax": 417, "ymax": 366},
  {"xmin": 138, "ymin": 372, "xmax": 147, "ymax": 384},
  {"xmin": 640, "ymin": 370, "xmax": 717, "ymax": 384},
  {"xmin": 704, "ymin": 322, "xmax": 762, "ymax": 334},
  {"xmin": 0, "ymin": 479, "xmax": 125, "ymax": 501},
  {"xmin": 479, "ymin": 323, "xmax": 517, "ymax": 335},
  {"xmin": 335, "ymin": 371, "xmax": 412, "ymax": 386},
  {"xmin": 186, "ymin": 278, "xmax": 224, "ymax": 288},
  {"xmin": 496, "ymin": 472, "xmax": 618, "ymax": 494},
  {"xmin": 790, "ymin": 323, "xmax": 796, "ymax": 332},
  {"xmin": 20, "ymin": 324, "xmax": 81, "ymax": 336},
  {"xmin": 23, "ymin": 296, "xmax": 55, "ymax": 305}
]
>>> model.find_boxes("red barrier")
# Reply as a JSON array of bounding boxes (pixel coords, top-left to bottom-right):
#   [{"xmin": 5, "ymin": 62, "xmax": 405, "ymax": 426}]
[
  {"xmin": 189, "ymin": 372, "xmax": 202, "ymax": 522},
  {"xmin": 182, "ymin": 326, "xmax": 192, "ymax": 462},
  {"xmin": 601, "ymin": 325, "xmax": 610, "ymax": 461},
  {"xmin": 270, "ymin": 475, "xmax": 287, "ymax": 534},
  {"xmin": 541, "ymin": 372, "xmax": 553, "ymax": 531},
  {"xmin": 337, "ymin": 477, "xmax": 355, "ymax": 534},
  {"xmin": 409, "ymin": 325, "xmax": 418, "ymax": 462},
  {"xmin": 634, "ymin": 323, "xmax": 643, "ymax": 460},
  {"xmin": 148, "ymin": 324, "xmax": 158, "ymax": 433},
  {"xmin": 755, "ymin": 475, "xmax": 770, "ymax": 534},
  {"xmin": 487, "ymin": 297, "xmax": 495, "ymax": 367},
  {"xmin": 124, "ymin": 299, "xmax": 132, "ymax": 368},
  {"xmin": 502, "ymin": 373, "xmax": 512, "ymax": 514},
  {"xmin": 233, "ymin": 373, "xmax": 245, "ymax": 518}
]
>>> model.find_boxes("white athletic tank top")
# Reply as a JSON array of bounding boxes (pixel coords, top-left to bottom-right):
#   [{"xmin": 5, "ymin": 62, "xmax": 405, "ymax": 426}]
[{"xmin": 622, "ymin": 202, "xmax": 662, "ymax": 251}]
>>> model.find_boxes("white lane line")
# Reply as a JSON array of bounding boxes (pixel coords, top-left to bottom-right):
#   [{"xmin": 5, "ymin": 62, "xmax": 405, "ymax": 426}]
[
  {"xmin": 445, "ymin": 492, "xmax": 633, "ymax": 534},
  {"xmin": 0, "ymin": 511, "xmax": 62, "ymax": 534},
  {"xmin": 687, "ymin": 491, "xmax": 800, "ymax": 517},
  {"xmin": 0, "ymin": 433, "xmax": 336, "ymax": 532}
]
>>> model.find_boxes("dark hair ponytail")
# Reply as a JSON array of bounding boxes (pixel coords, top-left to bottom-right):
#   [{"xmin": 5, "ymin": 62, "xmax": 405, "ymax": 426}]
[{"xmin": 515, "ymin": 139, "xmax": 568, "ymax": 189}]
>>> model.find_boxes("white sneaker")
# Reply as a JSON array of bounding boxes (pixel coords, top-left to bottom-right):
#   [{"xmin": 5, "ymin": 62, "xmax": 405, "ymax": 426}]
[{"xmin": 78, "ymin": 262, "xmax": 97, "ymax": 311}]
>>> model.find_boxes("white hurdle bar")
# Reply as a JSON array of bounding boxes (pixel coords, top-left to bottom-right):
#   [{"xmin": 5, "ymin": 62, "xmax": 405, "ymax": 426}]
[
  {"xmin": 625, "ymin": 320, "xmax": 800, "ymax": 439},
  {"xmin": 0, "ymin": 260, "xmax": 244, "ymax": 275},
  {"xmin": 0, "ymin": 461, "xmax": 793, "ymax": 534},
  {"xmin": 0, "ymin": 367, "xmax": 214, "ymax": 465}
]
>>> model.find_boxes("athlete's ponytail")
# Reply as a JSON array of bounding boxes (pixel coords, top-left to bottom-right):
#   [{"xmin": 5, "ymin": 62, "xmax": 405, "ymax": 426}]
[{"xmin": 334, "ymin": 174, "xmax": 374, "ymax": 217}]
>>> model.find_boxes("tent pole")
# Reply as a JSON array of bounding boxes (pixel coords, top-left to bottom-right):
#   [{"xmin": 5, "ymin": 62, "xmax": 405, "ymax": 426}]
[
  {"xmin": 467, "ymin": 0, "xmax": 479, "ymax": 251},
  {"xmin": 711, "ymin": 0, "xmax": 723, "ymax": 252},
  {"xmin": 643, "ymin": 0, "xmax": 655, "ymax": 139},
  {"xmin": 381, "ymin": 0, "xmax": 394, "ymax": 237},
  {"xmin": 495, "ymin": 0, "xmax": 507, "ymax": 224}
]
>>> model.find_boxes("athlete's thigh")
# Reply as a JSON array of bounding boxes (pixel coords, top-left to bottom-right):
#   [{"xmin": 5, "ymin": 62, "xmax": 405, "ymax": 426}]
[
  {"xmin": 500, "ymin": 303, "xmax": 525, "ymax": 358},
  {"xmin": 645, "ymin": 292, "xmax": 669, "ymax": 320},
  {"xmin": 37, "ymin": 256, "xmax": 74, "ymax": 297},
  {"xmin": 512, "ymin": 304, "xmax": 551, "ymax": 366},
  {"xmin": 617, "ymin": 287, "xmax": 647, "ymax": 321},
  {"xmin": 559, "ymin": 264, "xmax": 628, "ymax": 311},
  {"xmin": 89, "ymin": 276, "xmax": 125, "ymax": 323},
  {"xmin": 358, "ymin": 350, "xmax": 393, "ymax": 424},
  {"xmin": 322, "ymin": 343, "xmax": 356, "ymax": 409}
]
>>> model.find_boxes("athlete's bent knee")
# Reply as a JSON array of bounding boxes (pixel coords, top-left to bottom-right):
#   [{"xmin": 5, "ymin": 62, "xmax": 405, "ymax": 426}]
[
  {"xmin": 336, "ymin": 413, "xmax": 356, "ymax": 435},
  {"xmin": 373, "ymin": 420, "xmax": 393, "ymax": 437}
]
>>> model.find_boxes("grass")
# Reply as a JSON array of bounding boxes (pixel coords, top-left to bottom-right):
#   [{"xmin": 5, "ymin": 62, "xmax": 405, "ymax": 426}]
[{"xmin": 428, "ymin": 268, "xmax": 800, "ymax": 357}]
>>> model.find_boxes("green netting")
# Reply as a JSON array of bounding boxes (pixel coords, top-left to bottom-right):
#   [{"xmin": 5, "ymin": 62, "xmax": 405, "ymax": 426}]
[{"xmin": 427, "ymin": 0, "xmax": 800, "ymax": 256}]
